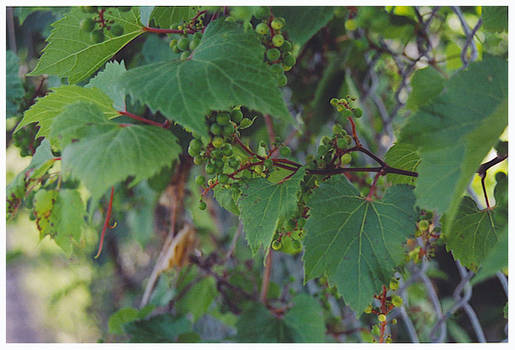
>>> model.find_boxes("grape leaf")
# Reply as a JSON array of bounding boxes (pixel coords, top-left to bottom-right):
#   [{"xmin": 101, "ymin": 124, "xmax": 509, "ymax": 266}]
[
  {"xmin": 108, "ymin": 305, "xmax": 155, "ymax": 335},
  {"xmin": 150, "ymin": 6, "xmax": 198, "ymax": 28},
  {"xmin": 238, "ymin": 168, "xmax": 305, "ymax": 255},
  {"xmin": 482, "ymin": 6, "xmax": 508, "ymax": 33},
  {"xmin": 6, "ymin": 50, "xmax": 24, "ymax": 118},
  {"xmin": 124, "ymin": 314, "xmax": 192, "ymax": 342},
  {"xmin": 28, "ymin": 7, "xmax": 144, "ymax": 84},
  {"xmin": 384, "ymin": 143, "xmax": 420, "ymax": 185},
  {"xmin": 141, "ymin": 35, "xmax": 178, "ymax": 64},
  {"xmin": 272, "ymin": 7, "xmax": 334, "ymax": 47},
  {"xmin": 86, "ymin": 60, "xmax": 127, "ymax": 110},
  {"xmin": 50, "ymin": 102, "xmax": 181, "ymax": 199},
  {"xmin": 15, "ymin": 85, "xmax": 117, "ymax": 138},
  {"xmin": 34, "ymin": 189, "xmax": 86, "ymax": 256},
  {"xmin": 121, "ymin": 19, "xmax": 291, "ymax": 137},
  {"xmin": 406, "ymin": 66, "xmax": 445, "ymax": 111},
  {"xmin": 236, "ymin": 294, "xmax": 325, "ymax": 342},
  {"xmin": 303, "ymin": 177, "xmax": 416, "ymax": 314},
  {"xmin": 214, "ymin": 187, "xmax": 240, "ymax": 215},
  {"xmin": 445, "ymin": 197, "xmax": 501, "ymax": 271},
  {"xmin": 472, "ymin": 225, "xmax": 508, "ymax": 285},
  {"xmin": 176, "ymin": 276, "xmax": 217, "ymax": 322},
  {"xmin": 398, "ymin": 55, "xmax": 507, "ymax": 225}
]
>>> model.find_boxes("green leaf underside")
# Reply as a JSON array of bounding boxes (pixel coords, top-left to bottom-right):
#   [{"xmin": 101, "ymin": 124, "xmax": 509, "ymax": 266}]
[
  {"xmin": 482, "ymin": 7, "xmax": 508, "ymax": 33},
  {"xmin": 124, "ymin": 314, "xmax": 192, "ymax": 343},
  {"xmin": 406, "ymin": 66, "xmax": 445, "ymax": 110},
  {"xmin": 16, "ymin": 85, "xmax": 117, "ymax": 138},
  {"xmin": 51, "ymin": 189, "xmax": 86, "ymax": 256},
  {"xmin": 6, "ymin": 50, "xmax": 24, "ymax": 118},
  {"xmin": 236, "ymin": 294, "xmax": 325, "ymax": 342},
  {"xmin": 121, "ymin": 19, "xmax": 291, "ymax": 137},
  {"xmin": 399, "ymin": 56, "xmax": 507, "ymax": 225},
  {"xmin": 384, "ymin": 143, "xmax": 420, "ymax": 185},
  {"xmin": 445, "ymin": 197, "xmax": 500, "ymax": 271},
  {"xmin": 29, "ymin": 7, "xmax": 143, "ymax": 84},
  {"xmin": 238, "ymin": 168, "xmax": 305, "ymax": 255},
  {"xmin": 272, "ymin": 7, "xmax": 334, "ymax": 48},
  {"xmin": 472, "ymin": 225, "xmax": 507, "ymax": 284},
  {"xmin": 303, "ymin": 177, "xmax": 416, "ymax": 314},
  {"xmin": 150, "ymin": 6, "xmax": 198, "ymax": 28},
  {"xmin": 214, "ymin": 187, "xmax": 240, "ymax": 215},
  {"xmin": 86, "ymin": 60, "xmax": 127, "ymax": 110},
  {"xmin": 51, "ymin": 102, "xmax": 181, "ymax": 199}
]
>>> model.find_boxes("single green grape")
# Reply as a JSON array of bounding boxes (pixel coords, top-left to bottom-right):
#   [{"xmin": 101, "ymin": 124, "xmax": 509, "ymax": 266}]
[
  {"xmin": 229, "ymin": 158, "xmax": 240, "ymax": 169},
  {"xmin": 110, "ymin": 24, "xmax": 124, "ymax": 36},
  {"xmin": 277, "ymin": 73, "xmax": 287, "ymax": 87},
  {"xmin": 90, "ymin": 30, "xmax": 105, "ymax": 43},
  {"xmin": 193, "ymin": 156, "xmax": 203, "ymax": 165},
  {"xmin": 199, "ymin": 200, "xmax": 207, "ymax": 210},
  {"xmin": 80, "ymin": 18, "xmax": 96, "ymax": 32},
  {"xmin": 264, "ymin": 158, "xmax": 273, "ymax": 169},
  {"xmin": 239, "ymin": 118, "xmax": 253, "ymax": 129},
  {"xmin": 230, "ymin": 109, "xmax": 243, "ymax": 123},
  {"xmin": 391, "ymin": 295, "xmax": 403, "ymax": 307},
  {"xmin": 216, "ymin": 112, "xmax": 231, "ymax": 125},
  {"xmin": 337, "ymin": 138, "xmax": 349, "ymax": 149},
  {"xmin": 283, "ymin": 53, "xmax": 295, "ymax": 67},
  {"xmin": 218, "ymin": 174, "xmax": 229, "ymax": 184},
  {"xmin": 195, "ymin": 175, "xmax": 206, "ymax": 185},
  {"xmin": 281, "ymin": 40, "xmax": 292, "ymax": 52},
  {"xmin": 222, "ymin": 124, "xmax": 234, "ymax": 137},
  {"xmin": 177, "ymin": 37, "xmax": 189, "ymax": 51},
  {"xmin": 266, "ymin": 48, "xmax": 281, "ymax": 61},
  {"xmin": 189, "ymin": 38, "xmax": 200, "ymax": 51},
  {"xmin": 210, "ymin": 123, "xmax": 222, "ymax": 135},
  {"xmin": 169, "ymin": 39, "xmax": 178, "ymax": 49},
  {"xmin": 378, "ymin": 314, "xmax": 387, "ymax": 323},
  {"xmin": 389, "ymin": 278, "xmax": 399, "ymax": 291},
  {"xmin": 353, "ymin": 108, "xmax": 363, "ymax": 118},
  {"xmin": 223, "ymin": 144, "xmax": 233, "ymax": 156},
  {"xmin": 342, "ymin": 109, "xmax": 353, "ymax": 118},
  {"xmin": 418, "ymin": 219, "xmax": 429, "ymax": 231},
  {"xmin": 330, "ymin": 98, "xmax": 339, "ymax": 106},
  {"xmin": 255, "ymin": 22, "xmax": 269, "ymax": 35},
  {"xmin": 272, "ymin": 34, "xmax": 285, "ymax": 47},
  {"xmin": 270, "ymin": 64, "xmax": 283, "ymax": 75},
  {"xmin": 205, "ymin": 163, "xmax": 216, "ymax": 174},
  {"xmin": 272, "ymin": 240, "xmax": 282, "ymax": 250},
  {"xmin": 271, "ymin": 17, "xmax": 286, "ymax": 30},
  {"xmin": 180, "ymin": 51, "xmax": 190, "ymax": 60},
  {"xmin": 340, "ymin": 153, "xmax": 352, "ymax": 165},
  {"xmin": 212, "ymin": 137, "xmax": 224, "ymax": 148}
]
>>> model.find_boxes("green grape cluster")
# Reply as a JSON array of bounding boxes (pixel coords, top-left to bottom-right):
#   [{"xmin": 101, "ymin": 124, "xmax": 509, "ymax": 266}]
[
  {"xmin": 271, "ymin": 215, "xmax": 306, "ymax": 255},
  {"xmin": 330, "ymin": 95, "xmax": 363, "ymax": 120},
  {"xmin": 170, "ymin": 32, "xmax": 203, "ymax": 61},
  {"xmin": 313, "ymin": 122, "xmax": 353, "ymax": 169},
  {"xmin": 188, "ymin": 107, "xmax": 260, "ymax": 210},
  {"xmin": 254, "ymin": 16, "xmax": 295, "ymax": 87},
  {"xmin": 79, "ymin": 6, "xmax": 128, "ymax": 43},
  {"xmin": 13, "ymin": 124, "xmax": 40, "ymax": 157}
]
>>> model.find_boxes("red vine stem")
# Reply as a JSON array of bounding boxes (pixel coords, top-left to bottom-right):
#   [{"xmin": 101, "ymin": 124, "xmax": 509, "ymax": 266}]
[
  {"xmin": 117, "ymin": 110, "xmax": 169, "ymax": 128},
  {"xmin": 94, "ymin": 186, "xmax": 115, "ymax": 259},
  {"xmin": 347, "ymin": 117, "xmax": 361, "ymax": 147},
  {"xmin": 260, "ymin": 249, "xmax": 273, "ymax": 304}
]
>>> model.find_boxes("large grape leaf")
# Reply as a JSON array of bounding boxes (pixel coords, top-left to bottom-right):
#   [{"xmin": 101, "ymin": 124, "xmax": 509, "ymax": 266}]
[
  {"xmin": 50, "ymin": 102, "xmax": 181, "ymax": 199},
  {"xmin": 236, "ymin": 294, "xmax": 325, "ymax": 342},
  {"xmin": 398, "ymin": 56, "xmax": 507, "ymax": 225},
  {"xmin": 303, "ymin": 177, "xmax": 416, "ymax": 314},
  {"xmin": 238, "ymin": 168, "xmax": 305, "ymax": 255},
  {"xmin": 28, "ymin": 7, "xmax": 144, "ymax": 84},
  {"xmin": 124, "ymin": 314, "xmax": 192, "ymax": 342},
  {"xmin": 6, "ymin": 50, "xmax": 24, "ymax": 118},
  {"xmin": 150, "ymin": 6, "xmax": 198, "ymax": 28},
  {"xmin": 121, "ymin": 19, "xmax": 291, "ymax": 137},
  {"xmin": 472, "ymin": 225, "xmax": 508, "ymax": 285},
  {"xmin": 445, "ymin": 197, "xmax": 501, "ymax": 271},
  {"xmin": 272, "ymin": 7, "xmax": 334, "ymax": 47},
  {"xmin": 406, "ymin": 66, "xmax": 445, "ymax": 111},
  {"xmin": 15, "ymin": 85, "xmax": 117, "ymax": 138},
  {"xmin": 86, "ymin": 60, "xmax": 127, "ymax": 110},
  {"xmin": 384, "ymin": 143, "xmax": 420, "ymax": 185}
]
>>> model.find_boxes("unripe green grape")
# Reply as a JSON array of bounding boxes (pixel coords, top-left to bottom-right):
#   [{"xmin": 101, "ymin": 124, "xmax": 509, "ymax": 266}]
[
  {"xmin": 281, "ymin": 40, "xmax": 292, "ymax": 52},
  {"xmin": 229, "ymin": 158, "xmax": 240, "ymax": 169},
  {"xmin": 218, "ymin": 174, "xmax": 229, "ymax": 184},
  {"xmin": 321, "ymin": 135, "xmax": 331, "ymax": 145},
  {"xmin": 212, "ymin": 137, "xmax": 224, "ymax": 148},
  {"xmin": 333, "ymin": 124, "xmax": 344, "ymax": 135},
  {"xmin": 391, "ymin": 295, "xmax": 403, "ymax": 307},
  {"xmin": 277, "ymin": 73, "xmax": 287, "ymax": 87},
  {"xmin": 216, "ymin": 112, "xmax": 231, "ymax": 125},
  {"xmin": 283, "ymin": 53, "xmax": 295, "ymax": 67},
  {"xmin": 205, "ymin": 163, "xmax": 216, "ymax": 174},
  {"xmin": 378, "ymin": 314, "xmax": 387, "ymax": 323},
  {"xmin": 337, "ymin": 138, "xmax": 349, "ymax": 149},
  {"xmin": 210, "ymin": 123, "xmax": 222, "ymax": 135},
  {"xmin": 199, "ymin": 200, "xmax": 207, "ymax": 210},
  {"xmin": 211, "ymin": 149, "xmax": 223, "ymax": 159},
  {"xmin": 214, "ymin": 159, "xmax": 224, "ymax": 170},
  {"xmin": 353, "ymin": 108, "xmax": 363, "ymax": 118},
  {"xmin": 272, "ymin": 240, "xmax": 282, "ymax": 250},
  {"xmin": 119, "ymin": 6, "xmax": 131, "ymax": 12},
  {"xmin": 342, "ymin": 109, "xmax": 353, "ymax": 118},
  {"xmin": 241, "ymin": 169, "xmax": 252, "ymax": 178},
  {"xmin": 317, "ymin": 144, "xmax": 329, "ymax": 157},
  {"xmin": 172, "ymin": 45, "xmax": 180, "ymax": 53},
  {"xmin": 177, "ymin": 37, "xmax": 189, "ymax": 51},
  {"xmin": 224, "ymin": 16, "xmax": 236, "ymax": 22},
  {"xmin": 266, "ymin": 48, "xmax": 281, "ymax": 61},
  {"xmin": 239, "ymin": 118, "xmax": 253, "ymax": 129},
  {"xmin": 90, "ymin": 30, "xmax": 105, "ymax": 43},
  {"xmin": 341, "ymin": 153, "xmax": 352, "ymax": 165},
  {"xmin": 254, "ymin": 6, "xmax": 269, "ymax": 19},
  {"xmin": 330, "ymin": 98, "xmax": 339, "ymax": 106},
  {"xmin": 254, "ymin": 164, "xmax": 264, "ymax": 174},
  {"xmin": 418, "ymin": 219, "xmax": 429, "ymax": 231},
  {"xmin": 222, "ymin": 125, "xmax": 234, "ymax": 137},
  {"xmin": 80, "ymin": 18, "xmax": 96, "ymax": 32},
  {"xmin": 279, "ymin": 146, "xmax": 291, "ymax": 157},
  {"xmin": 193, "ymin": 156, "xmax": 203, "ymax": 165},
  {"xmin": 344, "ymin": 135, "xmax": 353, "ymax": 145},
  {"xmin": 223, "ymin": 144, "xmax": 233, "ymax": 156},
  {"xmin": 195, "ymin": 175, "xmax": 206, "ymax": 185},
  {"xmin": 180, "ymin": 51, "xmax": 190, "ymax": 60},
  {"xmin": 264, "ymin": 158, "xmax": 273, "ymax": 169},
  {"xmin": 271, "ymin": 17, "xmax": 286, "ymax": 30},
  {"xmin": 291, "ymin": 240, "xmax": 302, "ymax": 250},
  {"xmin": 389, "ymin": 278, "xmax": 399, "ymax": 291},
  {"xmin": 230, "ymin": 109, "xmax": 243, "ymax": 123},
  {"xmin": 110, "ymin": 24, "xmax": 124, "ymax": 36},
  {"xmin": 255, "ymin": 22, "xmax": 269, "ymax": 35},
  {"xmin": 270, "ymin": 64, "xmax": 283, "ymax": 75},
  {"xmin": 272, "ymin": 34, "xmax": 285, "ymax": 47},
  {"xmin": 169, "ymin": 39, "xmax": 178, "ymax": 49},
  {"xmin": 189, "ymin": 38, "xmax": 200, "ymax": 51},
  {"xmin": 189, "ymin": 138, "xmax": 202, "ymax": 151}
]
